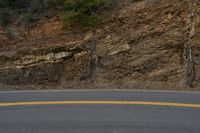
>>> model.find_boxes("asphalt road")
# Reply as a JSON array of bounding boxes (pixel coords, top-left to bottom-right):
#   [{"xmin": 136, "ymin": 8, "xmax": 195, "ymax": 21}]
[{"xmin": 0, "ymin": 90, "xmax": 200, "ymax": 133}]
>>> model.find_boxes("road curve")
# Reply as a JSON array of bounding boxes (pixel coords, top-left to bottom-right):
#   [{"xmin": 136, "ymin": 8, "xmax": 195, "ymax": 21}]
[{"xmin": 0, "ymin": 90, "xmax": 200, "ymax": 133}]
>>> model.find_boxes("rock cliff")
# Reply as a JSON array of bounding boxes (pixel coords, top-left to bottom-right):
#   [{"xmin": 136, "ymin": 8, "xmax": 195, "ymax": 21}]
[{"xmin": 0, "ymin": 0, "xmax": 200, "ymax": 90}]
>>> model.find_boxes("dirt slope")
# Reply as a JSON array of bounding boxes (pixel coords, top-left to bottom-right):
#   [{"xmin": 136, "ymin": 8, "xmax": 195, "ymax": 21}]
[{"xmin": 0, "ymin": 0, "xmax": 200, "ymax": 90}]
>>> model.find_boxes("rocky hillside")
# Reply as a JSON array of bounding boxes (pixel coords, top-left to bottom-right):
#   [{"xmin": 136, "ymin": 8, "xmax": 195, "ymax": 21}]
[{"xmin": 0, "ymin": 0, "xmax": 200, "ymax": 90}]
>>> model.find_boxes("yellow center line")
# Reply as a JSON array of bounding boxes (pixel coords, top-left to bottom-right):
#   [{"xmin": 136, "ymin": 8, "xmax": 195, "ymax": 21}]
[{"xmin": 0, "ymin": 101, "xmax": 200, "ymax": 108}]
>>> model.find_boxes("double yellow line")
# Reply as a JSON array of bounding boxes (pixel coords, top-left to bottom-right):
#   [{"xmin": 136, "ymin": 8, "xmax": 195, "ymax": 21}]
[{"xmin": 0, "ymin": 101, "xmax": 200, "ymax": 108}]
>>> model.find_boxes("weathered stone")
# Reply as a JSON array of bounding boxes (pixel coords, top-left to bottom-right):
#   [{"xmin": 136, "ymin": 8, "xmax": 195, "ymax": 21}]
[
  {"xmin": 109, "ymin": 43, "xmax": 130, "ymax": 55},
  {"xmin": 54, "ymin": 52, "xmax": 72, "ymax": 60},
  {"xmin": 83, "ymin": 32, "xmax": 93, "ymax": 42}
]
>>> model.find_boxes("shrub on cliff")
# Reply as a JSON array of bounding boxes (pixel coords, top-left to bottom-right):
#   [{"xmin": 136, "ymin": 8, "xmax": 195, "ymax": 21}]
[
  {"xmin": 0, "ymin": 0, "xmax": 114, "ymax": 29},
  {"xmin": 61, "ymin": 0, "xmax": 112, "ymax": 30}
]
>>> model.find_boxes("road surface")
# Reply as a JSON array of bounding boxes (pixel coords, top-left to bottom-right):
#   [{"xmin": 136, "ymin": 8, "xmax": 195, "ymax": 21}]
[{"xmin": 0, "ymin": 90, "xmax": 200, "ymax": 133}]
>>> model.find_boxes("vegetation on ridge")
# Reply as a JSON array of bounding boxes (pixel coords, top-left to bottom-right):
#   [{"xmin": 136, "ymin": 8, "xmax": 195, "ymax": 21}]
[{"xmin": 0, "ymin": 0, "xmax": 114, "ymax": 30}]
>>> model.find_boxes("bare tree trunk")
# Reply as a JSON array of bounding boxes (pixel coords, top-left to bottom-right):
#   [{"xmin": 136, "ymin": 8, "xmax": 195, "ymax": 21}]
[{"xmin": 183, "ymin": 0, "xmax": 196, "ymax": 87}]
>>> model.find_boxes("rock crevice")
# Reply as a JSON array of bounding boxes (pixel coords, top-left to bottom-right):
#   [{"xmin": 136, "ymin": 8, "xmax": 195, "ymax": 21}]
[{"xmin": 183, "ymin": 0, "xmax": 196, "ymax": 87}]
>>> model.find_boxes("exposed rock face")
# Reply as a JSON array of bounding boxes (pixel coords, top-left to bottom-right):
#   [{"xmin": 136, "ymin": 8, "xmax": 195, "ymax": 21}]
[{"xmin": 0, "ymin": 0, "xmax": 200, "ymax": 90}]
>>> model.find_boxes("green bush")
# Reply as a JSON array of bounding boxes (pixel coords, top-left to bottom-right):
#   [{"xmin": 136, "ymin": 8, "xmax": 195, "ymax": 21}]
[
  {"xmin": 23, "ymin": 12, "xmax": 35, "ymax": 23},
  {"xmin": 0, "ymin": 0, "xmax": 9, "ymax": 7},
  {"xmin": 61, "ymin": 0, "xmax": 111, "ymax": 30}
]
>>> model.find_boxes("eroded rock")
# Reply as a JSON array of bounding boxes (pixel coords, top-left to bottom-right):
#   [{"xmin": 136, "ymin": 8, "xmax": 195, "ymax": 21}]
[{"xmin": 0, "ymin": 0, "xmax": 200, "ymax": 90}]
